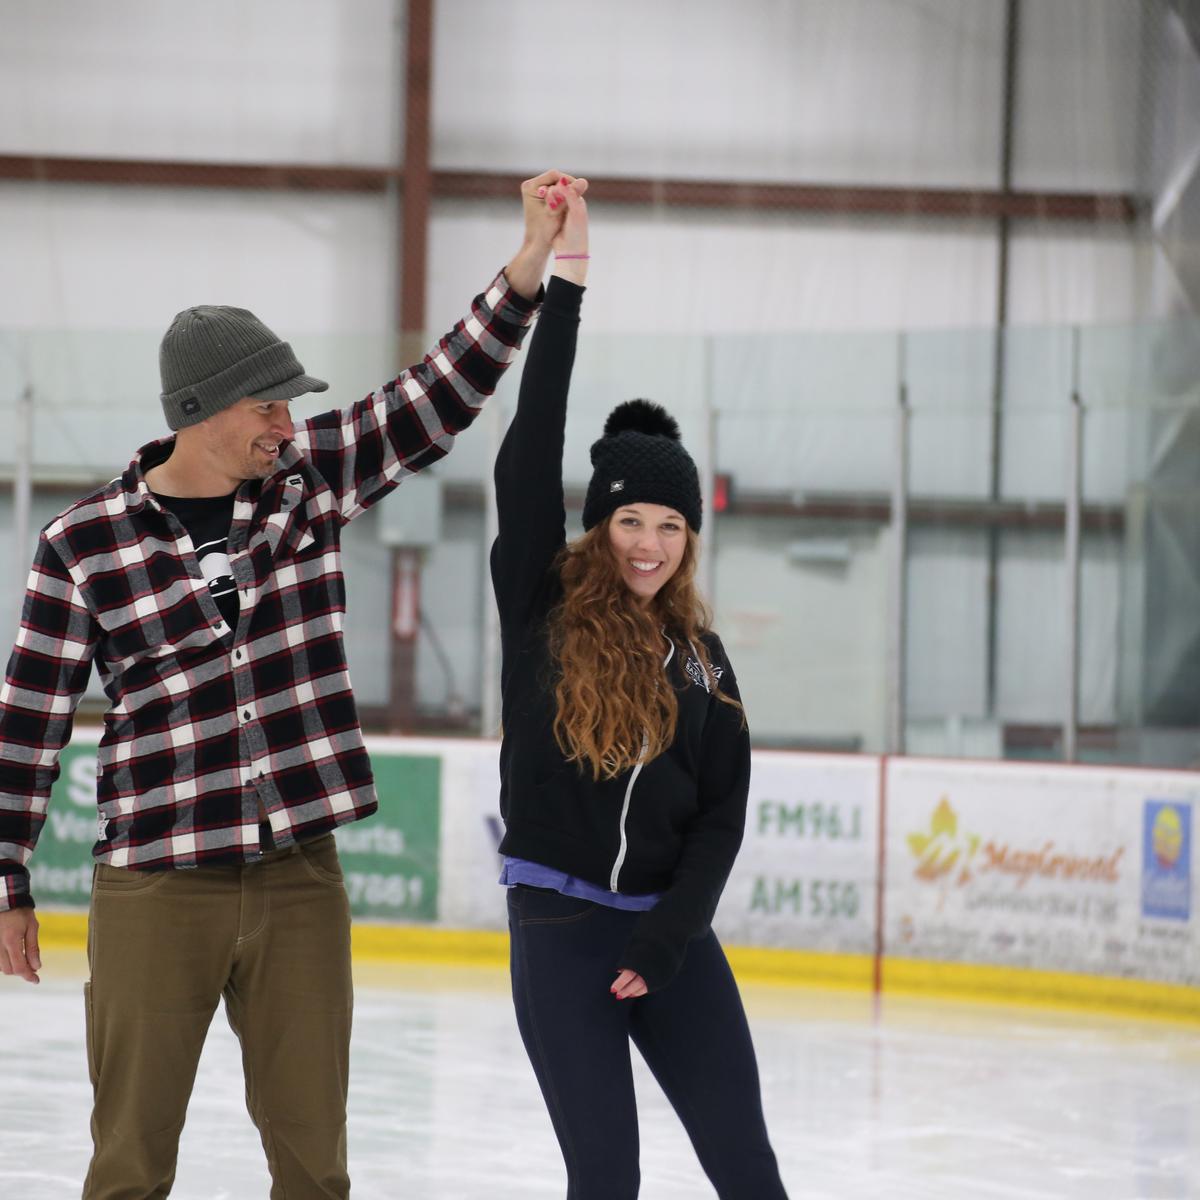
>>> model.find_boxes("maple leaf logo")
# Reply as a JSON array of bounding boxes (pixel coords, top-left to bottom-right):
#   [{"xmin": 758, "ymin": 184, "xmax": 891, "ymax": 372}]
[{"xmin": 906, "ymin": 797, "xmax": 980, "ymax": 885}]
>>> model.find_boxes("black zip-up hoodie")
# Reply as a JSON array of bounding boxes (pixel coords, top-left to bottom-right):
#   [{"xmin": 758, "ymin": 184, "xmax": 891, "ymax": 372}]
[{"xmin": 490, "ymin": 276, "xmax": 751, "ymax": 992}]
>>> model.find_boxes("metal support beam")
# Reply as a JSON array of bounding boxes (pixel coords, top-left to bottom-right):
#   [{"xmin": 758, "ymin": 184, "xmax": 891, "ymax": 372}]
[
  {"xmin": 399, "ymin": 0, "xmax": 433, "ymax": 340},
  {"xmin": 388, "ymin": 0, "xmax": 434, "ymax": 733},
  {"xmin": 0, "ymin": 155, "xmax": 1138, "ymax": 224}
]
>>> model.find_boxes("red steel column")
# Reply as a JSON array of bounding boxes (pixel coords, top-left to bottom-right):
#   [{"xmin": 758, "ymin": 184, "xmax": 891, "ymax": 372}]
[{"xmin": 389, "ymin": 0, "xmax": 433, "ymax": 732}]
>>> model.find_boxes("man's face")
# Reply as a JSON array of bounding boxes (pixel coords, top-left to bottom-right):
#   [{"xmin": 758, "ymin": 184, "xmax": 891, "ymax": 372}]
[{"xmin": 200, "ymin": 397, "xmax": 296, "ymax": 481}]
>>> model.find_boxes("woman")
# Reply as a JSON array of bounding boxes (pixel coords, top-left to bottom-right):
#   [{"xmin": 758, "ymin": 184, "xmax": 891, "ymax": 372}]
[{"xmin": 491, "ymin": 181, "xmax": 789, "ymax": 1199}]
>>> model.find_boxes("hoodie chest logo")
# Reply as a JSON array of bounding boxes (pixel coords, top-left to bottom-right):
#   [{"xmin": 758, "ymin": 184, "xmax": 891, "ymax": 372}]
[{"xmin": 684, "ymin": 657, "xmax": 723, "ymax": 693}]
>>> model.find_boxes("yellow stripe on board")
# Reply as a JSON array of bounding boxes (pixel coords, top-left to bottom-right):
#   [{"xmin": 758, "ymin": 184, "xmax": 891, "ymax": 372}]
[
  {"xmin": 36, "ymin": 912, "xmax": 88, "ymax": 949},
  {"xmin": 352, "ymin": 924, "xmax": 509, "ymax": 966},
  {"xmin": 884, "ymin": 956, "xmax": 1200, "ymax": 1024},
  {"xmin": 33, "ymin": 913, "xmax": 1198, "ymax": 1024},
  {"xmin": 724, "ymin": 945, "xmax": 875, "ymax": 990}
]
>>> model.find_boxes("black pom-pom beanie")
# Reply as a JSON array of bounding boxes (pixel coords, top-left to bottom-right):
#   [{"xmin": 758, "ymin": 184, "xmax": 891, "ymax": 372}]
[{"xmin": 582, "ymin": 399, "xmax": 702, "ymax": 532}]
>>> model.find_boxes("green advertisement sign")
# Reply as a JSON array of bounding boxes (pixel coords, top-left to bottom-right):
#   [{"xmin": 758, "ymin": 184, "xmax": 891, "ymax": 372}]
[
  {"xmin": 27, "ymin": 743, "xmax": 98, "ymax": 908},
  {"xmin": 334, "ymin": 753, "xmax": 440, "ymax": 922},
  {"xmin": 27, "ymin": 740, "xmax": 441, "ymax": 923}
]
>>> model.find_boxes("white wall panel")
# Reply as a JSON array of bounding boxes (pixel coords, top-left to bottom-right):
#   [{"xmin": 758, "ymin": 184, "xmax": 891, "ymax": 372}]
[
  {"xmin": 0, "ymin": 184, "xmax": 394, "ymax": 332},
  {"xmin": 995, "ymin": 532, "xmax": 1119, "ymax": 725},
  {"xmin": 1013, "ymin": 0, "xmax": 1146, "ymax": 192},
  {"xmin": 907, "ymin": 326, "xmax": 997, "ymax": 499},
  {"xmin": 339, "ymin": 514, "xmax": 393, "ymax": 710},
  {"xmin": 433, "ymin": 0, "xmax": 1004, "ymax": 186},
  {"xmin": 430, "ymin": 202, "xmax": 1000, "ymax": 334},
  {"xmin": 0, "ymin": 0, "xmax": 398, "ymax": 164},
  {"xmin": 1007, "ymin": 224, "xmax": 1150, "ymax": 327},
  {"xmin": 410, "ymin": 508, "xmax": 488, "ymax": 721},
  {"xmin": 713, "ymin": 516, "xmax": 889, "ymax": 750},
  {"xmin": 905, "ymin": 527, "xmax": 989, "ymax": 720},
  {"xmin": 0, "ymin": 182, "xmax": 400, "ymax": 474},
  {"xmin": 903, "ymin": 527, "xmax": 1120, "ymax": 729},
  {"xmin": 1002, "ymin": 228, "xmax": 1155, "ymax": 503}
]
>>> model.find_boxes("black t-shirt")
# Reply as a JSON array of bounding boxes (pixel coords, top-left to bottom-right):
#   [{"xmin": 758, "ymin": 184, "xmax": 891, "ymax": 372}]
[{"xmin": 155, "ymin": 491, "xmax": 240, "ymax": 629}]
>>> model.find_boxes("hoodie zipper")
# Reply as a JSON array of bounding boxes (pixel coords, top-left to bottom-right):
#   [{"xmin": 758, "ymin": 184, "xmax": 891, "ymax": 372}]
[{"xmin": 609, "ymin": 639, "xmax": 675, "ymax": 893}]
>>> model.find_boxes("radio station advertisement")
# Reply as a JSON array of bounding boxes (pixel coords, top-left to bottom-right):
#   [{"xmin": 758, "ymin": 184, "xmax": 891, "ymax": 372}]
[
  {"xmin": 448, "ymin": 743, "xmax": 883, "ymax": 952},
  {"xmin": 715, "ymin": 752, "xmax": 880, "ymax": 955},
  {"xmin": 885, "ymin": 757, "xmax": 1198, "ymax": 986}
]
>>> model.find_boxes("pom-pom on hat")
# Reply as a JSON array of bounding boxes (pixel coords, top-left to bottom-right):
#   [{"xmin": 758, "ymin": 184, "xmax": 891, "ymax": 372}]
[{"xmin": 582, "ymin": 399, "xmax": 702, "ymax": 532}]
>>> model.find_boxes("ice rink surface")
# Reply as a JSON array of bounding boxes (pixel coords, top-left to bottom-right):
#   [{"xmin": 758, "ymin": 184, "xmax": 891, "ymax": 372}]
[{"xmin": 3, "ymin": 949, "xmax": 1199, "ymax": 1199}]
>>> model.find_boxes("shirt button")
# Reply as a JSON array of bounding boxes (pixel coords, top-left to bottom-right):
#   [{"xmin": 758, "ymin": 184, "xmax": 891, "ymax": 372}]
[
  {"xmin": 234, "ymin": 649, "xmax": 243, "ymax": 661},
  {"xmin": 242, "ymin": 710, "xmax": 251, "ymax": 721}
]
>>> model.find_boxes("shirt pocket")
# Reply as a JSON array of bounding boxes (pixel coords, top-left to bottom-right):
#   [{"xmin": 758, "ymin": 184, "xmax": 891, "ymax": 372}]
[
  {"xmin": 261, "ymin": 505, "xmax": 321, "ymax": 562},
  {"xmin": 286, "ymin": 523, "xmax": 318, "ymax": 557},
  {"xmin": 100, "ymin": 579, "xmax": 220, "ymax": 669}
]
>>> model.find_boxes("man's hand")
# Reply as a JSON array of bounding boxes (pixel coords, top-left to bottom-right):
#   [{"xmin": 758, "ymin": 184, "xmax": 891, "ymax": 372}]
[
  {"xmin": 522, "ymin": 168, "xmax": 588, "ymax": 251},
  {"xmin": 505, "ymin": 168, "xmax": 590, "ymax": 300},
  {"xmin": 0, "ymin": 907, "xmax": 41, "ymax": 984}
]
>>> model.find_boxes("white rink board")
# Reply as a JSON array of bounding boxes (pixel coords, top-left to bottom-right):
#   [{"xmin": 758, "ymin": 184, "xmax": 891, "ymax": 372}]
[
  {"xmin": 715, "ymin": 752, "xmax": 880, "ymax": 954},
  {"xmin": 368, "ymin": 736, "xmax": 509, "ymax": 933},
  {"xmin": 885, "ymin": 758, "xmax": 1200, "ymax": 985}
]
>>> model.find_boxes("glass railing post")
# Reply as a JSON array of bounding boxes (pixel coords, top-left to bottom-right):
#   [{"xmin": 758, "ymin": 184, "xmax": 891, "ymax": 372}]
[
  {"xmin": 1064, "ymin": 327, "xmax": 1083, "ymax": 762},
  {"xmin": 888, "ymin": 331, "xmax": 910, "ymax": 755}
]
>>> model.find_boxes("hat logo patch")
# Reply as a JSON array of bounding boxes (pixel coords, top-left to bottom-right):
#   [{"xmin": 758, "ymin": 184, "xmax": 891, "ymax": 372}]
[
  {"xmin": 181, "ymin": 397, "xmax": 201, "ymax": 415},
  {"xmin": 609, "ymin": 479, "xmax": 625, "ymax": 493}
]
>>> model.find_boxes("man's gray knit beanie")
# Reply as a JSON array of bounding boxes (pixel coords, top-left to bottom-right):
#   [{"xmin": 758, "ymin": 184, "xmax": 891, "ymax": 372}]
[{"xmin": 158, "ymin": 305, "xmax": 328, "ymax": 430}]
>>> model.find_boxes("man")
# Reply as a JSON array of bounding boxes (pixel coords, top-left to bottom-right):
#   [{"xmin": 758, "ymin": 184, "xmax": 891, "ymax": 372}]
[{"xmin": 0, "ymin": 169, "xmax": 584, "ymax": 1199}]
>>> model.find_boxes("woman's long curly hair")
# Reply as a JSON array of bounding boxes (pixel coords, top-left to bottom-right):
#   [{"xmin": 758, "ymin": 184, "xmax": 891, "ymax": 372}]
[{"xmin": 547, "ymin": 516, "xmax": 741, "ymax": 781}]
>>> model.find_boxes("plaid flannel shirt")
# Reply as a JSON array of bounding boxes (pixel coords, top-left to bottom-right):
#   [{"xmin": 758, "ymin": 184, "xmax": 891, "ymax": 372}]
[{"xmin": 0, "ymin": 272, "xmax": 537, "ymax": 910}]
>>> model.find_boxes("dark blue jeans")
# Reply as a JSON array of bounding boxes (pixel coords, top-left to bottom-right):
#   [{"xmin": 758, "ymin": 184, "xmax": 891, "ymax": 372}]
[{"xmin": 507, "ymin": 885, "xmax": 789, "ymax": 1199}]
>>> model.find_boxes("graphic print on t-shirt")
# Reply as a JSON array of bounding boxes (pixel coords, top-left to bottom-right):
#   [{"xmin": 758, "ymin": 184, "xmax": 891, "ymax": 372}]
[
  {"xmin": 194, "ymin": 535, "xmax": 237, "ymax": 613},
  {"xmin": 154, "ymin": 491, "xmax": 240, "ymax": 629}
]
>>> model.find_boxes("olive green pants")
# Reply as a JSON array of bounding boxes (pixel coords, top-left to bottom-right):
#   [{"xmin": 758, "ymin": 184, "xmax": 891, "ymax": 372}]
[{"xmin": 81, "ymin": 835, "xmax": 353, "ymax": 1200}]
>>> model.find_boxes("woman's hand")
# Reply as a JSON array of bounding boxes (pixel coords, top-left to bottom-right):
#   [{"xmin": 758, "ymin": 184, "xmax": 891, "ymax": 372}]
[
  {"xmin": 546, "ymin": 179, "xmax": 589, "ymax": 286},
  {"xmin": 519, "ymin": 169, "xmax": 588, "ymax": 256},
  {"xmin": 507, "ymin": 169, "xmax": 589, "ymax": 299},
  {"xmin": 611, "ymin": 968, "xmax": 647, "ymax": 1000}
]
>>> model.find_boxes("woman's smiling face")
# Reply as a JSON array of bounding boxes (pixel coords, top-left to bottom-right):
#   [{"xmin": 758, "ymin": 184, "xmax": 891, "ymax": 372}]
[{"xmin": 606, "ymin": 504, "xmax": 687, "ymax": 606}]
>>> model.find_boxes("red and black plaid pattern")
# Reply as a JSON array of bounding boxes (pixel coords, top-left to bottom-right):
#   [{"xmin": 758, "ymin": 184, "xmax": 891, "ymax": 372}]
[{"xmin": 0, "ymin": 272, "xmax": 536, "ymax": 910}]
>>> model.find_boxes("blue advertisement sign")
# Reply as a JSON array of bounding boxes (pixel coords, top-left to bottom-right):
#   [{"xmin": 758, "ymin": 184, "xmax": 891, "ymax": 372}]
[{"xmin": 1141, "ymin": 801, "xmax": 1192, "ymax": 921}]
